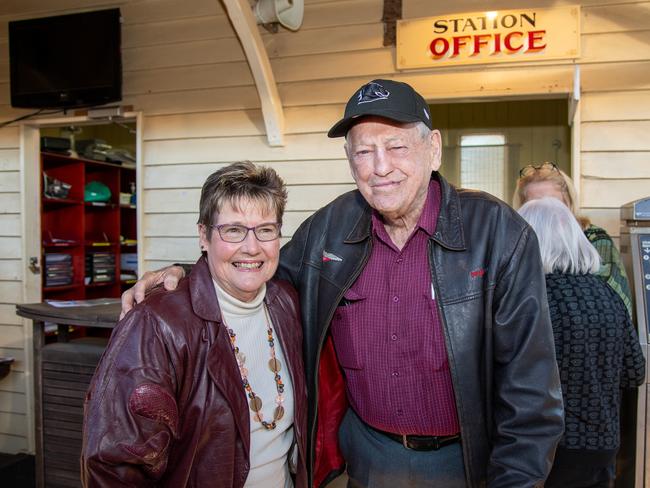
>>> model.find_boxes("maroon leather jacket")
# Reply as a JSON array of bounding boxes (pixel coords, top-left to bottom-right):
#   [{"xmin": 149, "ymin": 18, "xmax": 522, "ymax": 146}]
[{"xmin": 81, "ymin": 256, "xmax": 308, "ymax": 487}]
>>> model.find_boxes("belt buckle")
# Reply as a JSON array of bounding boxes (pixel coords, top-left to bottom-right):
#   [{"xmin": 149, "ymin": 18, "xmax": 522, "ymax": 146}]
[{"xmin": 401, "ymin": 435, "xmax": 441, "ymax": 451}]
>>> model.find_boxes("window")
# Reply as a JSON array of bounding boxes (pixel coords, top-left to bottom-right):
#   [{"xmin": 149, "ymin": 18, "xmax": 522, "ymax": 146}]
[{"xmin": 459, "ymin": 134, "xmax": 506, "ymax": 200}]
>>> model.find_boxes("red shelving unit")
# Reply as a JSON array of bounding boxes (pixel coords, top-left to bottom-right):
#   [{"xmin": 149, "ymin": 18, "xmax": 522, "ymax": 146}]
[{"xmin": 41, "ymin": 152, "xmax": 137, "ymax": 308}]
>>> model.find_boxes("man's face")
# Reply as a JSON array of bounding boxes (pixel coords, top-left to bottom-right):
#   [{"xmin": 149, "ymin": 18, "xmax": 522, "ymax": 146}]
[{"xmin": 345, "ymin": 117, "xmax": 441, "ymax": 222}]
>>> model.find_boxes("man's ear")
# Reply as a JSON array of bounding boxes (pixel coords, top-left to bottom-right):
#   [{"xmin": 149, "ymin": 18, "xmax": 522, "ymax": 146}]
[
  {"xmin": 344, "ymin": 142, "xmax": 359, "ymax": 183},
  {"xmin": 430, "ymin": 129, "xmax": 442, "ymax": 172}
]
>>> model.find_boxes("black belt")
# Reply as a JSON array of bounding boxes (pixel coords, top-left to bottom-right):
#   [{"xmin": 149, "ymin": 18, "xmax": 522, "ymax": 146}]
[{"xmin": 370, "ymin": 425, "xmax": 461, "ymax": 451}]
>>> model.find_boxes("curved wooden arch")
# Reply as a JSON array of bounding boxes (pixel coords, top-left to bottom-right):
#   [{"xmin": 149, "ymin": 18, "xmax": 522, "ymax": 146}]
[{"xmin": 221, "ymin": 0, "xmax": 285, "ymax": 146}]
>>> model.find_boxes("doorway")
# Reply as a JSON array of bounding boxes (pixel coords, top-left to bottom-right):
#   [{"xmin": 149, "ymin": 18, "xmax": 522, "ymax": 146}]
[
  {"xmin": 18, "ymin": 114, "xmax": 142, "ymax": 455},
  {"xmin": 21, "ymin": 113, "xmax": 143, "ymax": 307},
  {"xmin": 431, "ymin": 98, "xmax": 572, "ymax": 205}
]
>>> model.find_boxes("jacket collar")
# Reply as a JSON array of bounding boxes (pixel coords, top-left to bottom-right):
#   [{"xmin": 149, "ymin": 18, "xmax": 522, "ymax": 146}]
[
  {"xmin": 189, "ymin": 256, "xmax": 223, "ymax": 322},
  {"xmin": 344, "ymin": 172, "xmax": 465, "ymax": 251},
  {"xmin": 434, "ymin": 172, "xmax": 466, "ymax": 251}
]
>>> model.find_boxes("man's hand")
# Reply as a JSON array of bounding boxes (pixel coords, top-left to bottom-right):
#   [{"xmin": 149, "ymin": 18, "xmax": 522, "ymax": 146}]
[{"xmin": 120, "ymin": 266, "xmax": 185, "ymax": 319}]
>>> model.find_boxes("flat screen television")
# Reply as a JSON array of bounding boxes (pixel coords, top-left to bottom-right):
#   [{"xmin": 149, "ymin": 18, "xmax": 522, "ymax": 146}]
[{"xmin": 9, "ymin": 8, "xmax": 122, "ymax": 109}]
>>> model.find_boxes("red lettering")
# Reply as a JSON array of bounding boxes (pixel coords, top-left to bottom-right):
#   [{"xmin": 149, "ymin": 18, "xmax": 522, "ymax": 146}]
[
  {"xmin": 504, "ymin": 31, "xmax": 523, "ymax": 52},
  {"xmin": 493, "ymin": 33, "xmax": 501, "ymax": 54},
  {"xmin": 452, "ymin": 35, "xmax": 472, "ymax": 56},
  {"xmin": 527, "ymin": 30, "xmax": 546, "ymax": 52},
  {"xmin": 429, "ymin": 29, "xmax": 547, "ymax": 61},
  {"xmin": 429, "ymin": 38, "xmax": 449, "ymax": 57},
  {"xmin": 472, "ymin": 34, "xmax": 491, "ymax": 55}
]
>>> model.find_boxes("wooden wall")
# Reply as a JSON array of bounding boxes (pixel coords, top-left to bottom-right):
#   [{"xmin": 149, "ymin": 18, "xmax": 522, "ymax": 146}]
[
  {"xmin": 578, "ymin": 2, "xmax": 650, "ymax": 239},
  {"xmin": 0, "ymin": 0, "xmax": 648, "ymax": 453}
]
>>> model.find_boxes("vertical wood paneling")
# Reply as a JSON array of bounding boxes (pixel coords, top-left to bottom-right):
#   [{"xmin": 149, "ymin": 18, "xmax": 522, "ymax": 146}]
[{"xmin": 0, "ymin": 95, "xmax": 59, "ymax": 450}]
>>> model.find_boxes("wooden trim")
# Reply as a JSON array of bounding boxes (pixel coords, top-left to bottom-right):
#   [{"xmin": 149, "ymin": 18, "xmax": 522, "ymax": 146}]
[
  {"xmin": 19, "ymin": 123, "xmax": 40, "ymax": 454},
  {"xmin": 572, "ymin": 98, "xmax": 582, "ymax": 209},
  {"xmin": 382, "ymin": 0, "xmax": 402, "ymax": 46},
  {"xmin": 221, "ymin": 0, "xmax": 285, "ymax": 146},
  {"xmin": 135, "ymin": 112, "xmax": 145, "ymax": 281}
]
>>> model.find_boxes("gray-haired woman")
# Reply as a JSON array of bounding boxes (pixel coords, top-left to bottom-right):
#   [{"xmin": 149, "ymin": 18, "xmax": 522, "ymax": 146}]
[
  {"xmin": 81, "ymin": 162, "xmax": 307, "ymax": 487},
  {"xmin": 513, "ymin": 162, "xmax": 633, "ymax": 318},
  {"xmin": 518, "ymin": 197, "xmax": 645, "ymax": 488}
]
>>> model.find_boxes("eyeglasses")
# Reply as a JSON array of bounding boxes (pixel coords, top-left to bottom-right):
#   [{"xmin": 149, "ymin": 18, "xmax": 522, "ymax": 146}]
[
  {"xmin": 210, "ymin": 223, "xmax": 281, "ymax": 243},
  {"xmin": 519, "ymin": 162, "xmax": 559, "ymax": 178}
]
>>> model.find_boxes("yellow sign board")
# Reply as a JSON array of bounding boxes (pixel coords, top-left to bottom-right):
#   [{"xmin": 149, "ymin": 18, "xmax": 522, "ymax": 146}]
[{"xmin": 397, "ymin": 6, "xmax": 580, "ymax": 69}]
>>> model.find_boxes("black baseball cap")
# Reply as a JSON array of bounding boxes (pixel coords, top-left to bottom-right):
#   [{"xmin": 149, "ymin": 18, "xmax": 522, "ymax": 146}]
[{"xmin": 327, "ymin": 79, "xmax": 433, "ymax": 138}]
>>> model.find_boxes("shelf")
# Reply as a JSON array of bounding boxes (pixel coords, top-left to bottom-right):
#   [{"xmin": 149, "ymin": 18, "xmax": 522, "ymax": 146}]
[
  {"xmin": 43, "ymin": 284, "xmax": 81, "ymax": 292},
  {"xmin": 42, "ymin": 151, "xmax": 128, "ymax": 170},
  {"xmin": 44, "ymin": 242, "xmax": 80, "ymax": 249},
  {"xmin": 85, "ymin": 242, "xmax": 118, "ymax": 248},
  {"xmin": 119, "ymin": 204, "xmax": 136, "ymax": 209},
  {"xmin": 43, "ymin": 197, "xmax": 82, "ymax": 206},
  {"xmin": 85, "ymin": 202, "xmax": 117, "ymax": 208},
  {"xmin": 86, "ymin": 282, "xmax": 116, "ymax": 288}
]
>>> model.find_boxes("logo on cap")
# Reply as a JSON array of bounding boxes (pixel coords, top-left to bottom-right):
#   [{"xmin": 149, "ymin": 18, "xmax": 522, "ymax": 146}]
[{"xmin": 357, "ymin": 82, "xmax": 390, "ymax": 105}]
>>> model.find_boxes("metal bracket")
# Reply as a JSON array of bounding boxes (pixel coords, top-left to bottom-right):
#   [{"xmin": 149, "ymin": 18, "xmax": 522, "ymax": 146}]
[{"xmin": 29, "ymin": 256, "xmax": 41, "ymax": 274}]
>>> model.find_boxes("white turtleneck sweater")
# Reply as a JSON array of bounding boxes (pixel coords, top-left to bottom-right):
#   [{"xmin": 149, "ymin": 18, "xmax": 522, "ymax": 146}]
[{"xmin": 214, "ymin": 280, "xmax": 295, "ymax": 488}]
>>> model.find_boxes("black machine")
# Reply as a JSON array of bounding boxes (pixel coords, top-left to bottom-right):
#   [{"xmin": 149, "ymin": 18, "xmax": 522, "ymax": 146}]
[{"xmin": 8, "ymin": 8, "xmax": 122, "ymax": 109}]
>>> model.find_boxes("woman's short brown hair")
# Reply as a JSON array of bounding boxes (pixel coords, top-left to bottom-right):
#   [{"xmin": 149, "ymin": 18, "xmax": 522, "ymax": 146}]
[{"xmin": 198, "ymin": 162, "xmax": 287, "ymax": 240}]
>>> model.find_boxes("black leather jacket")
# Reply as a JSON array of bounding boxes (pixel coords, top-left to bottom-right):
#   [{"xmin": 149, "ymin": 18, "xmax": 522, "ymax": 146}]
[{"xmin": 277, "ymin": 173, "xmax": 564, "ymax": 488}]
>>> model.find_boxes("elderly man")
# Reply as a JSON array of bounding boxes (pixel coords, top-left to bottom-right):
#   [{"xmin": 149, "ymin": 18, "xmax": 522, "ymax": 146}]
[{"xmin": 122, "ymin": 79, "xmax": 564, "ymax": 487}]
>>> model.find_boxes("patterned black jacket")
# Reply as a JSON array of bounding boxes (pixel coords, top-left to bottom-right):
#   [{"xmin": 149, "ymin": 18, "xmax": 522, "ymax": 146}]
[{"xmin": 546, "ymin": 272, "xmax": 645, "ymax": 450}]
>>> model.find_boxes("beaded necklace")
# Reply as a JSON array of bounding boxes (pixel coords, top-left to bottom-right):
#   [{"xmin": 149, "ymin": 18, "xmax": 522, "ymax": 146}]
[{"xmin": 225, "ymin": 305, "xmax": 285, "ymax": 430}]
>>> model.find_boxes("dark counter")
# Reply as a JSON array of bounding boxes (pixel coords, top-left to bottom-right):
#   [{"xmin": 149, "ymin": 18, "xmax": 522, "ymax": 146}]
[
  {"xmin": 16, "ymin": 299, "xmax": 120, "ymax": 329},
  {"xmin": 17, "ymin": 298, "xmax": 120, "ymax": 488}
]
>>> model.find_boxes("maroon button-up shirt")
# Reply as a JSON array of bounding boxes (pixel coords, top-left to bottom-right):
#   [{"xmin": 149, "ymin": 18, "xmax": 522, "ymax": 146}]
[{"xmin": 330, "ymin": 180, "xmax": 460, "ymax": 435}]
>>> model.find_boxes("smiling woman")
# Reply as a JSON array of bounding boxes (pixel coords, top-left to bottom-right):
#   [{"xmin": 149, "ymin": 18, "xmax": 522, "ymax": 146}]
[
  {"xmin": 81, "ymin": 162, "xmax": 308, "ymax": 488},
  {"xmin": 197, "ymin": 163, "xmax": 285, "ymax": 303}
]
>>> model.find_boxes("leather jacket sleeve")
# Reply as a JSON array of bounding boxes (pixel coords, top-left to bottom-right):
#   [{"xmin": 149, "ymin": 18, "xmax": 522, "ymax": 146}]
[
  {"xmin": 488, "ymin": 227, "xmax": 564, "ymax": 487},
  {"xmin": 81, "ymin": 307, "xmax": 179, "ymax": 487}
]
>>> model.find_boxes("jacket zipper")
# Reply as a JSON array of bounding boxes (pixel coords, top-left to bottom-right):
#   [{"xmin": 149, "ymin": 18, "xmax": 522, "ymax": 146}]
[
  {"xmin": 427, "ymin": 238, "xmax": 471, "ymax": 487},
  {"xmin": 309, "ymin": 239, "xmax": 372, "ymax": 485}
]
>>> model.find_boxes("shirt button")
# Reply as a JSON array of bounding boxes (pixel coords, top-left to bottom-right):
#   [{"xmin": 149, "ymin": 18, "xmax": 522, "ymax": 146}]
[
  {"xmin": 391, "ymin": 334, "xmax": 398, "ymax": 341},
  {"xmin": 391, "ymin": 371, "xmax": 399, "ymax": 377},
  {"xmin": 396, "ymin": 409, "xmax": 403, "ymax": 415},
  {"xmin": 396, "ymin": 257, "xmax": 403, "ymax": 263},
  {"xmin": 392, "ymin": 296, "xmax": 399, "ymax": 303}
]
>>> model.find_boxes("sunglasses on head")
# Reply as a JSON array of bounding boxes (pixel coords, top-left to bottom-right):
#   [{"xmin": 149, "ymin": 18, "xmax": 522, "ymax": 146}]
[{"xmin": 519, "ymin": 162, "xmax": 559, "ymax": 178}]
